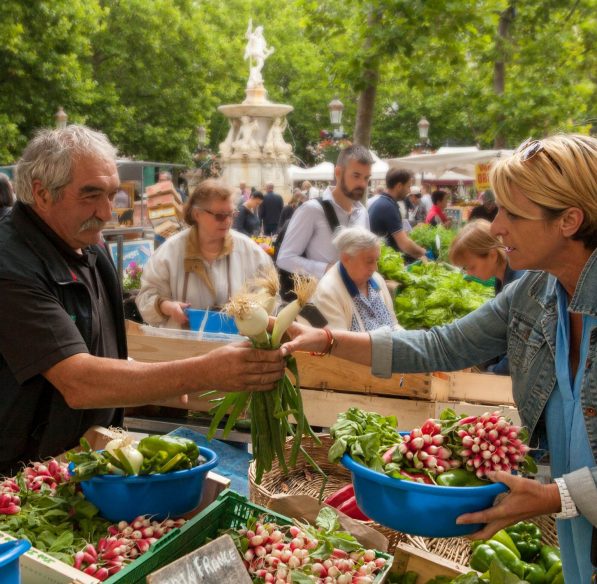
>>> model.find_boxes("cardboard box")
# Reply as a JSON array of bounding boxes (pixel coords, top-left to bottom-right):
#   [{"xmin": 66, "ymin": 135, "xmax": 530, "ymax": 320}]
[{"xmin": 145, "ymin": 181, "xmax": 182, "ymax": 204}]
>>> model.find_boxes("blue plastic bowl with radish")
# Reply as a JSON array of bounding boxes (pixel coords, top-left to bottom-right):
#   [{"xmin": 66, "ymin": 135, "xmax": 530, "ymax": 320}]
[
  {"xmin": 341, "ymin": 453, "xmax": 507, "ymax": 537},
  {"xmin": 78, "ymin": 446, "xmax": 218, "ymax": 522}
]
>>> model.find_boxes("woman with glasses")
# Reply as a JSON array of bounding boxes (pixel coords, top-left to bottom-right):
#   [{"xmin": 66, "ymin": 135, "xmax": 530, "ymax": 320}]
[
  {"xmin": 283, "ymin": 134, "xmax": 597, "ymax": 583},
  {"xmin": 136, "ymin": 179, "xmax": 273, "ymax": 328}
]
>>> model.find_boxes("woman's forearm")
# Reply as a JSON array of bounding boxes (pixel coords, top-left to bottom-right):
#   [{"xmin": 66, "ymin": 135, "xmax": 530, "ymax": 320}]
[{"xmin": 330, "ymin": 330, "xmax": 372, "ymax": 366}]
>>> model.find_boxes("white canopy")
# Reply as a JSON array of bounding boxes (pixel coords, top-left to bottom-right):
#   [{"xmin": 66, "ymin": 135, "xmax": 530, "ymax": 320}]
[
  {"xmin": 288, "ymin": 161, "xmax": 334, "ymax": 182},
  {"xmin": 388, "ymin": 147, "xmax": 514, "ymax": 176},
  {"xmin": 371, "ymin": 151, "xmax": 389, "ymax": 180}
]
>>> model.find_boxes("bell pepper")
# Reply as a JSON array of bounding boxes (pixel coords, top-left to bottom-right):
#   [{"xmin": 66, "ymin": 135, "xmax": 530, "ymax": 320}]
[
  {"xmin": 470, "ymin": 543, "xmax": 500, "ymax": 573},
  {"xmin": 324, "ymin": 484, "xmax": 354, "ymax": 508},
  {"xmin": 523, "ymin": 562, "xmax": 547, "ymax": 584},
  {"xmin": 539, "ymin": 545, "xmax": 563, "ymax": 583},
  {"xmin": 336, "ymin": 496, "xmax": 370, "ymax": 521},
  {"xmin": 505, "ymin": 521, "xmax": 542, "ymax": 561},
  {"xmin": 137, "ymin": 435, "xmax": 199, "ymax": 473},
  {"xmin": 389, "ymin": 469, "xmax": 434, "ymax": 484},
  {"xmin": 490, "ymin": 529, "xmax": 521, "ymax": 559},
  {"xmin": 435, "ymin": 469, "xmax": 490, "ymax": 487},
  {"xmin": 484, "ymin": 540, "xmax": 526, "ymax": 577}
]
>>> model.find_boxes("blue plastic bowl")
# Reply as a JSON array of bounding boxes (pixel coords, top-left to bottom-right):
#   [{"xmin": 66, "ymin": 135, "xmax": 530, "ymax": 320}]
[
  {"xmin": 0, "ymin": 540, "xmax": 31, "ymax": 584},
  {"xmin": 341, "ymin": 453, "xmax": 507, "ymax": 537},
  {"xmin": 79, "ymin": 446, "xmax": 218, "ymax": 522},
  {"xmin": 185, "ymin": 309, "xmax": 238, "ymax": 334}
]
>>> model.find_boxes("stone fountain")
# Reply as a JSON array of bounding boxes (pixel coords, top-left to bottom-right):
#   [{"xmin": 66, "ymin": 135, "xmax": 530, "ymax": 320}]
[{"xmin": 218, "ymin": 21, "xmax": 294, "ymax": 198}]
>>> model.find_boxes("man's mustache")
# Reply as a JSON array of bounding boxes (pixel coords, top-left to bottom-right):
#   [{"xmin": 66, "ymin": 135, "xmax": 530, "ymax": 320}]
[{"xmin": 79, "ymin": 217, "xmax": 106, "ymax": 232}]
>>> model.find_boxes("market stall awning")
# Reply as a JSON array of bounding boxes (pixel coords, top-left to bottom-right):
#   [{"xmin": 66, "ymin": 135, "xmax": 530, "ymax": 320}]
[{"xmin": 288, "ymin": 161, "xmax": 334, "ymax": 182}]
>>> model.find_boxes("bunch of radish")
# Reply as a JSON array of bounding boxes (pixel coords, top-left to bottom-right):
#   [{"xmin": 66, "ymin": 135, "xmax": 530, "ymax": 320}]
[
  {"xmin": 0, "ymin": 491, "xmax": 20, "ymax": 515},
  {"xmin": 388, "ymin": 419, "xmax": 462, "ymax": 475},
  {"xmin": 74, "ymin": 516, "xmax": 186, "ymax": 581},
  {"xmin": 21, "ymin": 459, "xmax": 70, "ymax": 492},
  {"xmin": 237, "ymin": 519, "xmax": 386, "ymax": 584},
  {"xmin": 454, "ymin": 411, "xmax": 531, "ymax": 478}
]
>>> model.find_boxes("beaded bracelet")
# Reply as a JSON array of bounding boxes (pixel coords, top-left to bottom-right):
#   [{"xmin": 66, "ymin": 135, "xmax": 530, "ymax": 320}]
[{"xmin": 310, "ymin": 328, "xmax": 335, "ymax": 357}]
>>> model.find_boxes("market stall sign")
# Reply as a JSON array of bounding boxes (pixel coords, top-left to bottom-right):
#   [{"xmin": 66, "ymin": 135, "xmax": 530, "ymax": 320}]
[
  {"xmin": 475, "ymin": 163, "xmax": 491, "ymax": 191},
  {"xmin": 146, "ymin": 534, "xmax": 251, "ymax": 584}
]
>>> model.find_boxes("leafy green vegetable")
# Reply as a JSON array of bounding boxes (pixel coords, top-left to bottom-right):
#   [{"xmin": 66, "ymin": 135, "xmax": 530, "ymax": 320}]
[{"xmin": 409, "ymin": 224, "xmax": 457, "ymax": 261}]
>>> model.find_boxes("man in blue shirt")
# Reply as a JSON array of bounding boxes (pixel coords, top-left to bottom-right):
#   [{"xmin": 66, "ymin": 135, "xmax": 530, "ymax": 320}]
[{"xmin": 369, "ymin": 168, "xmax": 427, "ymax": 261}]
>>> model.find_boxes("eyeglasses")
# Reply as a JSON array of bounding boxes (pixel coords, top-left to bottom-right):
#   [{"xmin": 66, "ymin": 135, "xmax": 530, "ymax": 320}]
[
  {"xmin": 516, "ymin": 138, "xmax": 562, "ymax": 173},
  {"xmin": 197, "ymin": 208, "xmax": 237, "ymax": 221}
]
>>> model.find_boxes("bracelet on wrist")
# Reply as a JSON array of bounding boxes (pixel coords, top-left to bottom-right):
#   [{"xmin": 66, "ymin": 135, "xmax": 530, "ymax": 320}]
[{"xmin": 310, "ymin": 328, "xmax": 335, "ymax": 357}]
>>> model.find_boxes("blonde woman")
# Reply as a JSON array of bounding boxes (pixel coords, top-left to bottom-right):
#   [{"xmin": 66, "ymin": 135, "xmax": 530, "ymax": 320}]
[
  {"xmin": 283, "ymin": 134, "xmax": 597, "ymax": 583},
  {"xmin": 136, "ymin": 179, "xmax": 272, "ymax": 328},
  {"xmin": 449, "ymin": 219, "xmax": 525, "ymax": 294}
]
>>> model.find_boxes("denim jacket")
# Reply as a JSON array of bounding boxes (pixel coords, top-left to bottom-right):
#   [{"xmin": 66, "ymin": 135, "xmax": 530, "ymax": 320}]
[{"xmin": 370, "ymin": 248, "xmax": 597, "ymax": 525}]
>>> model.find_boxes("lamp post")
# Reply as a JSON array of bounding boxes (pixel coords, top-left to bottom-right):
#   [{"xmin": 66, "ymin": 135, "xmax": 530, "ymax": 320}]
[
  {"xmin": 55, "ymin": 107, "xmax": 68, "ymax": 129},
  {"xmin": 328, "ymin": 98, "xmax": 344, "ymax": 139},
  {"xmin": 197, "ymin": 125, "xmax": 207, "ymax": 149}
]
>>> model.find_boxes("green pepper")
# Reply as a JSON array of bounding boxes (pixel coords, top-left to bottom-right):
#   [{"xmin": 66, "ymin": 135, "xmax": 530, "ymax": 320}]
[
  {"xmin": 545, "ymin": 561, "xmax": 563, "ymax": 583},
  {"xmin": 490, "ymin": 529, "xmax": 521, "ymax": 559},
  {"xmin": 435, "ymin": 469, "xmax": 490, "ymax": 487},
  {"xmin": 523, "ymin": 562, "xmax": 547, "ymax": 584},
  {"xmin": 539, "ymin": 545, "xmax": 561, "ymax": 571},
  {"xmin": 550, "ymin": 572, "xmax": 564, "ymax": 584},
  {"xmin": 505, "ymin": 521, "xmax": 543, "ymax": 561},
  {"xmin": 470, "ymin": 544, "xmax": 499, "ymax": 573},
  {"xmin": 484, "ymin": 540, "xmax": 526, "ymax": 577},
  {"xmin": 138, "ymin": 435, "xmax": 199, "ymax": 473}
]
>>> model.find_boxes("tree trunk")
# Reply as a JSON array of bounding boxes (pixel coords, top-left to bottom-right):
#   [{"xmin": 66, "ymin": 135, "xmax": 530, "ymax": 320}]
[
  {"xmin": 493, "ymin": 4, "xmax": 515, "ymax": 149},
  {"xmin": 353, "ymin": 9, "xmax": 381, "ymax": 147}
]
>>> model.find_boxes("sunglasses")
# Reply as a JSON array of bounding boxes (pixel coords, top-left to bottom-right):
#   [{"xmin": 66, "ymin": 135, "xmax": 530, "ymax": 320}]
[
  {"xmin": 516, "ymin": 138, "xmax": 562, "ymax": 173},
  {"xmin": 198, "ymin": 208, "xmax": 237, "ymax": 222}
]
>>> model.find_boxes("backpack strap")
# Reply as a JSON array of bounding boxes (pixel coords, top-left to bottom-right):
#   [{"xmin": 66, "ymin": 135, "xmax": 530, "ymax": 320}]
[{"xmin": 316, "ymin": 198, "xmax": 340, "ymax": 232}]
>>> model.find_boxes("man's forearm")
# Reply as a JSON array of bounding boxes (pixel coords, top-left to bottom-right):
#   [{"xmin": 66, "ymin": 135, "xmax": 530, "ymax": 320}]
[{"xmin": 44, "ymin": 353, "xmax": 221, "ymax": 409}]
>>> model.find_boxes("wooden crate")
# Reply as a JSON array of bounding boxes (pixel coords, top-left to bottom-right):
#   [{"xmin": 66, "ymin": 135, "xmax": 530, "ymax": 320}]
[
  {"xmin": 434, "ymin": 400, "xmax": 520, "ymax": 425},
  {"xmin": 126, "ymin": 321, "xmax": 442, "ymax": 402},
  {"xmin": 432, "ymin": 370, "xmax": 514, "ymax": 405},
  {"xmin": 390, "ymin": 542, "xmax": 469, "ymax": 580}
]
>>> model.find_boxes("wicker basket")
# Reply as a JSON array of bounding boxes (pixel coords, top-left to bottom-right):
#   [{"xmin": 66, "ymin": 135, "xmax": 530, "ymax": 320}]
[
  {"xmin": 409, "ymin": 514, "xmax": 559, "ymax": 566},
  {"xmin": 248, "ymin": 434, "xmax": 411, "ymax": 552}
]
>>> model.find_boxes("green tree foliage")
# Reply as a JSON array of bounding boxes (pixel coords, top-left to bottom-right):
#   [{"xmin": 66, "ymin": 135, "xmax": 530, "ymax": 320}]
[{"xmin": 0, "ymin": 0, "xmax": 594, "ymax": 164}]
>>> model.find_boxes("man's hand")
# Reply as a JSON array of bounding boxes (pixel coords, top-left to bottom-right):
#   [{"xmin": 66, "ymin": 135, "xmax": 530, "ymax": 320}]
[
  {"xmin": 201, "ymin": 343, "xmax": 286, "ymax": 392},
  {"xmin": 456, "ymin": 471, "xmax": 561, "ymax": 540},
  {"xmin": 160, "ymin": 300, "xmax": 190, "ymax": 325}
]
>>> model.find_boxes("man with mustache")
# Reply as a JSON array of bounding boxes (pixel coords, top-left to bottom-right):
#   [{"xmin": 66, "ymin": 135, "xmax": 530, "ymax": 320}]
[
  {"xmin": 276, "ymin": 145, "xmax": 373, "ymax": 280},
  {"xmin": 0, "ymin": 125, "xmax": 285, "ymax": 476}
]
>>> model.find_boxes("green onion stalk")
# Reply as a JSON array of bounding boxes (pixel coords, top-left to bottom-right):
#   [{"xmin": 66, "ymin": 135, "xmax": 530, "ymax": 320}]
[{"xmin": 205, "ymin": 270, "xmax": 326, "ymax": 496}]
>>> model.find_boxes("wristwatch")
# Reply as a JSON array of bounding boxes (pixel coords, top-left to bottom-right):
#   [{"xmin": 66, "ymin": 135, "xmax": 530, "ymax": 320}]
[{"xmin": 554, "ymin": 477, "xmax": 579, "ymax": 519}]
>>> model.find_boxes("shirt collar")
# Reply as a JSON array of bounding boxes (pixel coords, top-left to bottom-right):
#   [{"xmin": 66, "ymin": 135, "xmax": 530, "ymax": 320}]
[
  {"xmin": 338, "ymin": 262, "xmax": 379, "ymax": 297},
  {"xmin": 323, "ymin": 189, "xmax": 366, "ymax": 218}
]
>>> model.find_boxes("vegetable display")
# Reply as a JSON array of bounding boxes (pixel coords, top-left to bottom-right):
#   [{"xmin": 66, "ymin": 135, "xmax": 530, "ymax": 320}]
[
  {"xmin": 408, "ymin": 224, "xmax": 457, "ymax": 262},
  {"xmin": 66, "ymin": 433, "xmax": 203, "ymax": 480},
  {"xmin": 377, "ymin": 245, "xmax": 494, "ymax": 330},
  {"xmin": 206, "ymin": 269, "xmax": 324, "ymax": 489},
  {"xmin": 329, "ymin": 408, "xmax": 536, "ymax": 484},
  {"xmin": 225, "ymin": 506, "xmax": 388, "ymax": 583}
]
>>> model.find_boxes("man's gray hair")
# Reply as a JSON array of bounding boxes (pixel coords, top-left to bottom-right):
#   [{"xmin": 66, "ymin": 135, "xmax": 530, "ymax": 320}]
[
  {"xmin": 336, "ymin": 144, "xmax": 374, "ymax": 168},
  {"xmin": 333, "ymin": 226, "xmax": 382, "ymax": 256},
  {"xmin": 14, "ymin": 125, "xmax": 118, "ymax": 205}
]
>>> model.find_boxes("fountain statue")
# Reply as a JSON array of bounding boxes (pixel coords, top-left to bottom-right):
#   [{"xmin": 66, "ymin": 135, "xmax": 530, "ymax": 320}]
[{"xmin": 217, "ymin": 20, "xmax": 294, "ymax": 199}]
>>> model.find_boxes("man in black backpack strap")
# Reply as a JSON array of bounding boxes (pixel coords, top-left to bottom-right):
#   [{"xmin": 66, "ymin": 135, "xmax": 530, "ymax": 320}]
[{"xmin": 276, "ymin": 145, "xmax": 372, "ymax": 280}]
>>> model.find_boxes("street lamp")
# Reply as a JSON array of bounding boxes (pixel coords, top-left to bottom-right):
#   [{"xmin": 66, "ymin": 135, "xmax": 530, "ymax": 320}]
[
  {"xmin": 418, "ymin": 117, "xmax": 430, "ymax": 148},
  {"xmin": 328, "ymin": 98, "xmax": 345, "ymax": 139},
  {"xmin": 55, "ymin": 107, "xmax": 68, "ymax": 129}
]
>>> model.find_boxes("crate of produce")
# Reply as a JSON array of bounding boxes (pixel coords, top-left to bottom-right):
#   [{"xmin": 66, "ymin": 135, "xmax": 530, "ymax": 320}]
[
  {"xmin": 391, "ymin": 541, "xmax": 469, "ymax": 580},
  {"xmin": 110, "ymin": 489, "xmax": 393, "ymax": 584},
  {"xmin": 249, "ymin": 435, "xmax": 417, "ymax": 553}
]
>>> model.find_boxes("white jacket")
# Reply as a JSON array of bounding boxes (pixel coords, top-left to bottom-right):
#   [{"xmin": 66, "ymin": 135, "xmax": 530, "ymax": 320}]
[
  {"xmin": 136, "ymin": 227, "xmax": 273, "ymax": 328},
  {"xmin": 311, "ymin": 262, "xmax": 399, "ymax": 331}
]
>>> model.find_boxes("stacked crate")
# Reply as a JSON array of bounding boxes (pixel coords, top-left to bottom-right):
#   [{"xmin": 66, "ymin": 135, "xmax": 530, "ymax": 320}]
[{"xmin": 145, "ymin": 181, "xmax": 184, "ymax": 239}]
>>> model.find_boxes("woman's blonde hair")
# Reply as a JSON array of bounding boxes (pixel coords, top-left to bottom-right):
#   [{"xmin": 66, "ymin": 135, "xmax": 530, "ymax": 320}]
[
  {"xmin": 183, "ymin": 179, "xmax": 232, "ymax": 226},
  {"xmin": 449, "ymin": 219, "xmax": 506, "ymax": 266},
  {"xmin": 490, "ymin": 134, "xmax": 597, "ymax": 249}
]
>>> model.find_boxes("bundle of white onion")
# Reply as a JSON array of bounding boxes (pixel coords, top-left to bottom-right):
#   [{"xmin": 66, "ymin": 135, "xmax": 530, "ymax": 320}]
[{"xmin": 205, "ymin": 269, "xmax": 324, "ymax": 487}]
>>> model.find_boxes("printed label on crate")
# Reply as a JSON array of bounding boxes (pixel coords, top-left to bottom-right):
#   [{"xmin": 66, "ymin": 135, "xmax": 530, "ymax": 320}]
[{"xmin": 146, "ymin": 534, "xmax": 251, "ymax": 584}]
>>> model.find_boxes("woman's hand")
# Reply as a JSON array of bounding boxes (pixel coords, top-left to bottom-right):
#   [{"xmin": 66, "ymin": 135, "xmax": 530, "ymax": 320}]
[
  {"xmin": 160, "ymin": 300, "xmax": 191, "ymax": 325},
  {"xmin": 457, "ymin": 471, "xmax": 561, "ymax": 540},
  {"xmin": 280, "ymin": 321, "xmax": 329, "ymax": 355}
]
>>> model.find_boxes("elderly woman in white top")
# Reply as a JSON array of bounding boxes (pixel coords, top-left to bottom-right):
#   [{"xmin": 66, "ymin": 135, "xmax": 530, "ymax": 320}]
[
  {"xmin": 311, "ymin": 227, "xmax": 400, "ymax": 331},
  {"xmin": 136, "ymin": 179, "xmax": 273, "ymax": 329}
]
